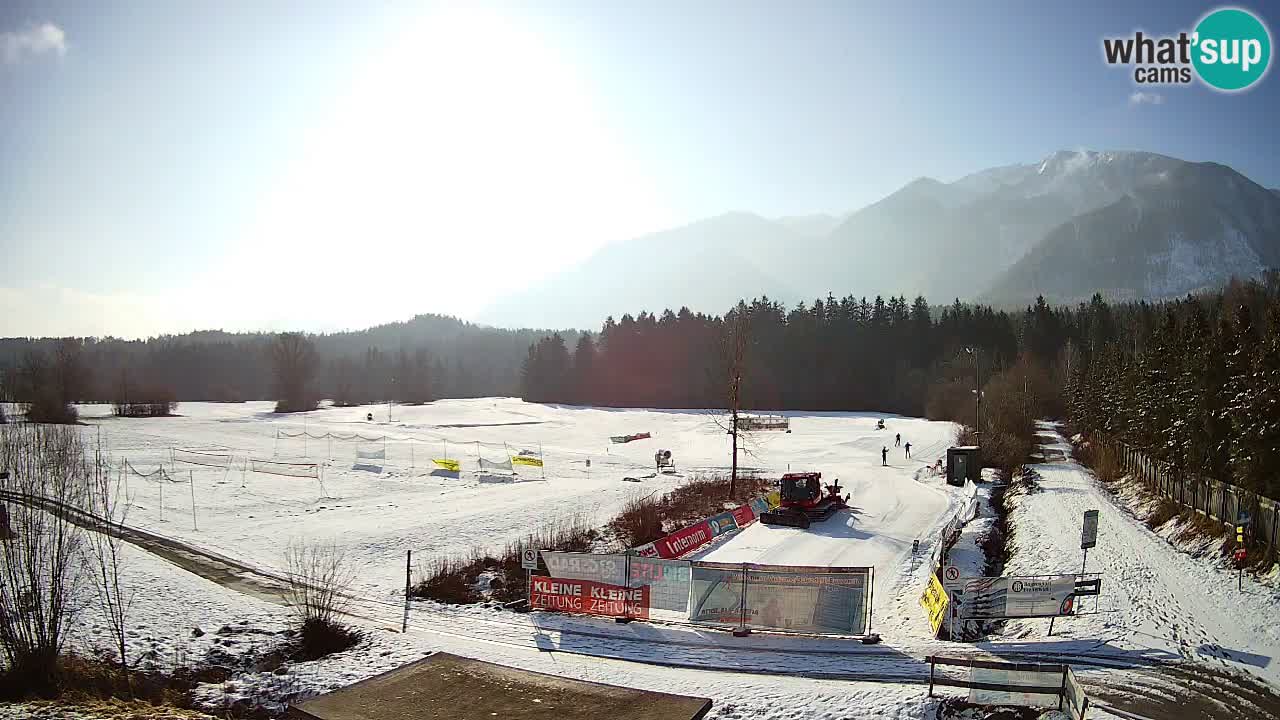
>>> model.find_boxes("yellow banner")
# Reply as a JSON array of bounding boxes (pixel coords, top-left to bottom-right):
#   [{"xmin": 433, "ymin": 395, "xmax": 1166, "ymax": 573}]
[
  {"xmin": 511, "ymin": 455, "xmax": 544, "ymax": 467},
  {"xmin": 766, "ymin": 490, "xmax": 781, "ymax": 508},
  {"xmin": 920, "ymin": 574, "xmax": 950, "ymax": 637},
  {"xmin": 432, "ymin": 458, "xmax": 461, "ymax": 472}
]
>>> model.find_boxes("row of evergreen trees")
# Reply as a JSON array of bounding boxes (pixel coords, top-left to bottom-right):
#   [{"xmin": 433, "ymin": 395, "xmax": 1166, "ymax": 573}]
[
  {"xmin": 1066, "ymin": 278, "xmax": 1280, "ymax": 498},
  {"xmin": 521, "ymin": 294, "xmax": 1025, "ymax": 413}
]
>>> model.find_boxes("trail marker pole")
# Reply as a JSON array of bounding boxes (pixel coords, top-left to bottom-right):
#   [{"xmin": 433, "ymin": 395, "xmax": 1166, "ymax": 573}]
[
  {"xmin": 274, "ymin": 429, "xmax": 278, "ymax": 456},
  {"xmin": 540, "ymin": 441, "xmax": 545, "ymax": 480},
  {"xmin": 158, "ymin": 475, "xmax": 164, "ymax": 523},
  {"xmin": 189, "ymin": 470, "xmax": 198, "ymax": 531},
  {"xmin": 403, "ymin": 549, "xmax": 412, "ymax": 633}
]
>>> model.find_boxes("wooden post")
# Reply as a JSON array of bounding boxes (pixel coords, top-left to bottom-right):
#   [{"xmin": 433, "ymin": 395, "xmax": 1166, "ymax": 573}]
[
  {"xmin": 403, "ymin": 549, "xmax": 412, "ymax": 633},
  {"xmin": 928, "ymin": 657, "xmax": 935, "ymax": 697},
  {"xmin": 540, "ymin": 441, "xmax": 545, "ymax": 480}
]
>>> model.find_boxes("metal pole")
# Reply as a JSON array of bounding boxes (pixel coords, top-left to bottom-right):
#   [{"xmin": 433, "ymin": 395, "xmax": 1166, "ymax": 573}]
[
  {"xmin": 736, "ymin": 564, "xmax": 749, "ymax": 636},
  {"xmin": 1080, "ymin": 547, "xmax": 1088, "ymax": 576},
  {"xmin": 1048, "ymin": 615, "xmax": 1056, "ymax": 636},
  {"xmin": 403, "ymin": 549, "xmax": 412, "ymax": 632},
  {"xmin": 540, "ymin": 441, "xmax": 545, "ymax": 480},
  {"xmin": 190, "ymin": 470, "xmax": 198, "ymax": 531},
  {"xmin": 159, "ymin": 475, "xmax": 164, "ymax": 523}
]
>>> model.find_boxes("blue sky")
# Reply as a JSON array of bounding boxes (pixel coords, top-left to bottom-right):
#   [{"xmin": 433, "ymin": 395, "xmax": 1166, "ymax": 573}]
[{"xmin": 2, "ymin": 1, "xmax": 1277, "ymax": 337}]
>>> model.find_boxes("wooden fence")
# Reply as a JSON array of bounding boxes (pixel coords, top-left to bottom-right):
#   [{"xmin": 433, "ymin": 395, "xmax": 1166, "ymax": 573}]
[{"xmin": 1105, "ymin": 438, "xmax": 1280, "ymax": 554}]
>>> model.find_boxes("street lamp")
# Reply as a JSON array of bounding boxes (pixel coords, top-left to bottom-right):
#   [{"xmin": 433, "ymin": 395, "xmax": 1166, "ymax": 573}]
[{"xmin": 964, "ymin": 347, "xmax": 980, "ymax": 432}]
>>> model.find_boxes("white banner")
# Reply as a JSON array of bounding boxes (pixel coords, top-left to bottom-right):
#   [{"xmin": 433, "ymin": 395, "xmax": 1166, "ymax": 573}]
[
  {"xmin": 479, "ymin": 456, "xmax": 513, "ymax": 471},
  {"xmin": 968, "ymin": 667, "xmax": 1062, "ymax": 708},
  {"xmin": 356, "ymin": 447, "xmax": 386, "ymax": 460},
  {"xmin": 957, "ymin": 575, "xmax": 1077, "ymax": 619}
]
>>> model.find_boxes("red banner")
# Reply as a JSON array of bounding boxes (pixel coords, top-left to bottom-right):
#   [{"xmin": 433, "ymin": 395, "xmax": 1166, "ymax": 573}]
[
  {"xmin": 634, "ymin": 541, "xmax": 659, "ymax": 558},
  {"xmin": 656, "ymin": 520, "xmax": 713, "ymax": 559},
  {"xmin": 530, "ymin": 576, "xmax": 649, "ymax": 619},
  {"xmin": 731, "ymin": 503, "xmax": 756, "ymax": 528}
]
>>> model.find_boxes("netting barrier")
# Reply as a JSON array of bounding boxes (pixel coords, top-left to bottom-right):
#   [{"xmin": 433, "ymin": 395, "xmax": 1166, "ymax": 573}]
[
  {"xmin": 172, "ymin": 448, "xmax": 234, "ymax": 469},
  {"xmin": 249, "ymin": 458, "xmax": 321, "ymax": 479}
]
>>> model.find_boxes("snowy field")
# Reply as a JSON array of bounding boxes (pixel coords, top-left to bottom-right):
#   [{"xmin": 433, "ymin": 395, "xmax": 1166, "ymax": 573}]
[
  {"xmin": 85, "ymin": 399, "xmax": 963, "ymax": 609},
  {"xmin": 55, "ymin": 399, "xmax": 987, "ymax": 718},
  {"xmin": 52, "ymin": 402, "xmax": 1280, "ymax": 718}
]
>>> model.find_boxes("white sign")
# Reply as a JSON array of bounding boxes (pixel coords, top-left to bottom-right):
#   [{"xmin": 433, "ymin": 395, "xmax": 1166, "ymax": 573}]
[
  {"xmin": 1081, "ymin": 509, "xmax": 1099, "ymax": 550},
  {"xmin": 960, "ymin": 575, "xmax": 1077, "ymax": 619},
  {"xmin": 521, "ymin": 549, "xmax": 539, "ymax": 571},
  {"xmin": 944, "ymin": 565, "xmax": 961, "ymax": 584},
  {"xmin": 968, "ymin": 667, "xmax": 1062, "ymax": 708}
]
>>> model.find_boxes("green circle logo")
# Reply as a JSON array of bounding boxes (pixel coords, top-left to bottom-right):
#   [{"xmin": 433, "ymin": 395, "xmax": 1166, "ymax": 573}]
[{"xmin": 1192, "ymin": 8, "xmax": 1272, "ymax": 91}]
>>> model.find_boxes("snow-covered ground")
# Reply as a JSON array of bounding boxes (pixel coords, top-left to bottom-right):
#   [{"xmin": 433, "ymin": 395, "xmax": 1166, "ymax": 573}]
[
  {"xmin": 47, "ymin": 403, "xmax": 1280, "ymax": 719},
  {"xmin": 59, "ymin": 399, "xmax": 976, "ymax": 718},
  {"xmin": 1002, "ymin": 422, "xmax": 1280, "ymax": 690},
  {"xmin": 87, "ymin": 400, "xmax": 960, "ymax": 605}
]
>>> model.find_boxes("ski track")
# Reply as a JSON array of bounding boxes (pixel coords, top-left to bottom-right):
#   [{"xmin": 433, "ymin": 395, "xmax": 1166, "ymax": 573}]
[{"xmin": 1004, "ymin": 422, "xmax": 1280, "ymax": 689}]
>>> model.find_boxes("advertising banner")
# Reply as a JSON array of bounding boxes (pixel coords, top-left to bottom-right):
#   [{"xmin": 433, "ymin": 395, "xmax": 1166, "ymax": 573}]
[
  {"xmin": 626, "ymin": 557, "xmax": 693, "ymax": 613},
  {"xmin": 688, "ymin": 562, "xmax": 746, "ymax": 624},
  {"xmin": 633, "ymin": 542, "xmax": 659, "ymax": 558},
  {"xmin": 656, "ymin": 520, "xmax": 714, "ymax": 558},
  {"xmin": 511, "ymin": 455, "xmax": 544, "ymax": 467},
  {"xmin": 920, "ymin": 574, "xmax": 949, "ymax": 636},
  {"xmin": 958, "ymin": 576, "xmax": 1077, "ymax": 619},
  {"xmin": 529, "ymin": 576, "xmax": 649, "ymax": 620},
  {"xmin": 743, "ymin": 565, "xmax": 871, "ymax": 635},
  {"xmin": 432, "ymin": 458, "xmax": 461, "ymax": 472},
  {"xmin": 707, "ymin": 511, "xmax": 738, "ymax": 536},
  {"xmin": 750, "ymin": 496, "xmax": 771, "ymax": 516},
  {"xmin": 731, "ymin": 503, "xmax": 756, "ymax": 528},
  {"xmin": 542, "ymin": 552, "xmax": 626, "ymax": 585}
]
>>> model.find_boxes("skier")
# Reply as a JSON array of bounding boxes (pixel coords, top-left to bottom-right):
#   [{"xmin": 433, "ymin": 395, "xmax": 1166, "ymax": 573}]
[
  {"xmin": 904, "ymin": 441, "xmax": 912, "ymax": 459},
  {"xmin": 895, "ymin": 432, "xmax": 901, "ymax": 447},
  {"xmin": 881, "ymin": 446, "xmax": 888, "ymax": 466}
]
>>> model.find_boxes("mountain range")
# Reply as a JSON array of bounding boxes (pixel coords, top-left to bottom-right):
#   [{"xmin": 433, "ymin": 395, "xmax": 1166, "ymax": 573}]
[{"xmin": 478, "ymin": 150, "xmax": 1280, "ymax": 329}]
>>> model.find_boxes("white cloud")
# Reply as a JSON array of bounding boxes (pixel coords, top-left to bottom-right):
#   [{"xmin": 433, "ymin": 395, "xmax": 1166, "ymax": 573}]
[
  {"xmin": 2, "ymin": 22, "xmax": 67, "ymax": 64},
  {"xmin": 1128, "ymin": 91, "xmax": 1164, "ymax": 106}
]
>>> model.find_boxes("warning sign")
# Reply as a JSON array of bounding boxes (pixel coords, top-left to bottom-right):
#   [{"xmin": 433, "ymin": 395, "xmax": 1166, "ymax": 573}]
[
  {"xmin": 920, "ymin": 574, "xmax": 950, "ymax": 636},
  {"xmin": 521, "ymin": 549, "xmax": 539, "ymax": 570}
]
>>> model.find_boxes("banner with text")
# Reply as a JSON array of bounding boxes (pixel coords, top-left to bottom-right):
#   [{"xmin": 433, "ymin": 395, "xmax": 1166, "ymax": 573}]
[
  {"xmin": 529, "ymin": 576, "xmax": 649, "ymax": 620},
  {"xmin": 956, "ymin": 575, "xmax": 1077, "ymax": 619}
]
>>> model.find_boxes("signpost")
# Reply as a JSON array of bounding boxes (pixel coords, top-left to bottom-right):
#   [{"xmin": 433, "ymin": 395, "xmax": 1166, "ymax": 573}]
[
  {"xmin": 1080, "ymin": 510, "xmax": 1099, "ymax": 575},
  {"xmin": 1235, "ymin": 523, "xmax": 1246, "ymax": 591},
  {"xmin": 521, "ymin": 547, "xmax": 539, "ymax": 603}
]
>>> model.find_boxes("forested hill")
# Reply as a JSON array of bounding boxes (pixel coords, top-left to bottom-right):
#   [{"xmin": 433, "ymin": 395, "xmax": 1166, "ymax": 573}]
[{"xmin": 0, "ymin": 314, "xmax": 576, "ymax": 404}]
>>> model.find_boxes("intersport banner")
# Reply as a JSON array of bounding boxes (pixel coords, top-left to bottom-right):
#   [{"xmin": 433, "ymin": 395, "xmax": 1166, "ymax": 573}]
[
  {"xmin": 656, "ymin": 520, "xmax": 714, "ymax": 558},
  {"xmin": 529, "ymin": 576, "xmax": 649, "ymax": 620},
  {"xmin": 633, "ymin": 493, "xmax": 773, "ymax": 559}
]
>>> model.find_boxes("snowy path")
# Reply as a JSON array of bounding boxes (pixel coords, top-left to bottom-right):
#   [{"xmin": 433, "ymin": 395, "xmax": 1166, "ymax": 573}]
[{"xmin": 1004, "ymin": 422, "xmax": 1280, "ymax": 692}]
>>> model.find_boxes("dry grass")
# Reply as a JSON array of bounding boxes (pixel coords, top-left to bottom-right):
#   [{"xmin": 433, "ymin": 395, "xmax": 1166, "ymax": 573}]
[
  {"xmin": 608, "ymin": 473, "xmax": 771, "ymax": 547},
  {"xmin": 12, "ymin": 698, "xmax": 219, "ymax": 719},
  {"xmin": 411, "ymin": 513, "xmax": 597, "ymax": 604}
]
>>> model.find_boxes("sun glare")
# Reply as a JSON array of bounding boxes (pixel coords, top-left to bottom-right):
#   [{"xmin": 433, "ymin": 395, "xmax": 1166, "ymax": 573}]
[{"xmin": 230, "ymin": 7, "xmax": 673, "ymax": 330}]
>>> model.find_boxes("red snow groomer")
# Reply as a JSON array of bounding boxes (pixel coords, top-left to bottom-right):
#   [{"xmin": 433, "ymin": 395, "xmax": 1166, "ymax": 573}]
[{"xmin": 759, "ymin": 472, "xmax": 850, "ymax": 529}]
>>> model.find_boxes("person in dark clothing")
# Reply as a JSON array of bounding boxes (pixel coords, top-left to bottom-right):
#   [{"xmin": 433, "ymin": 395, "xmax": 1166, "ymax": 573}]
[
  {"xmin": 904, "ymin": 441, "xmax": 912, "ymax": 459},
  {"xmin": 895, "ymin": 432, "xmax": 901, "ymax": 447},
  {"xmin": 881, "ymin": 446, "xmax": 888, "ymax": 466}
]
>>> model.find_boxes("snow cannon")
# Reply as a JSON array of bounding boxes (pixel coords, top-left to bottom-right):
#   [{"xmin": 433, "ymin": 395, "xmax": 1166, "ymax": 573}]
[{"xmin": 759, "ymin": 472, "xmax": 851, "ymax": 529}]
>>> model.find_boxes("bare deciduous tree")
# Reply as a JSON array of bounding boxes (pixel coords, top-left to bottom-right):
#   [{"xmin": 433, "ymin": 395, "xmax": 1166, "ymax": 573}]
[
  {"xmin": 709, "ymin": 305, "xmax": 753, "ymax": 499},
  {"xmin": 270, "ymin": 333, "xmax": 319, "ymax": 413},
  {"xmin": 0, "ymin": 424, "xmax": 92, "ymax": 691},
  {"xmin": 84, "ymin": 437, "xmax": 133, "ymax": 673}
]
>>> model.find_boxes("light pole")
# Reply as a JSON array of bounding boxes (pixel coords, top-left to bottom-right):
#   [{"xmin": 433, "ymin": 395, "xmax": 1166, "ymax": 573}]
[{"xmin": 964, "ymin": 347, "xmax": 980, "ymax": 432}]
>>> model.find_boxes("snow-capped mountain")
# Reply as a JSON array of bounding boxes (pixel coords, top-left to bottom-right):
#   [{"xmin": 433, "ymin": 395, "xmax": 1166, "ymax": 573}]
[
  {"xmin": 477, "ymin": 151, "xmax": 1280, "ymax": 329},
  {"xmin": 983, "ymin": 159, "xmax": 1280, "ymax": 304}
]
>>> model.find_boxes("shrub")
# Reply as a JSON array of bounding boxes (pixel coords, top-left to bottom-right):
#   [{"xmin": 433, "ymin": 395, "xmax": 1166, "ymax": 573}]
[{"xmin": 281, "ymin": 540, "xmax": 361, "ymax": 660}]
